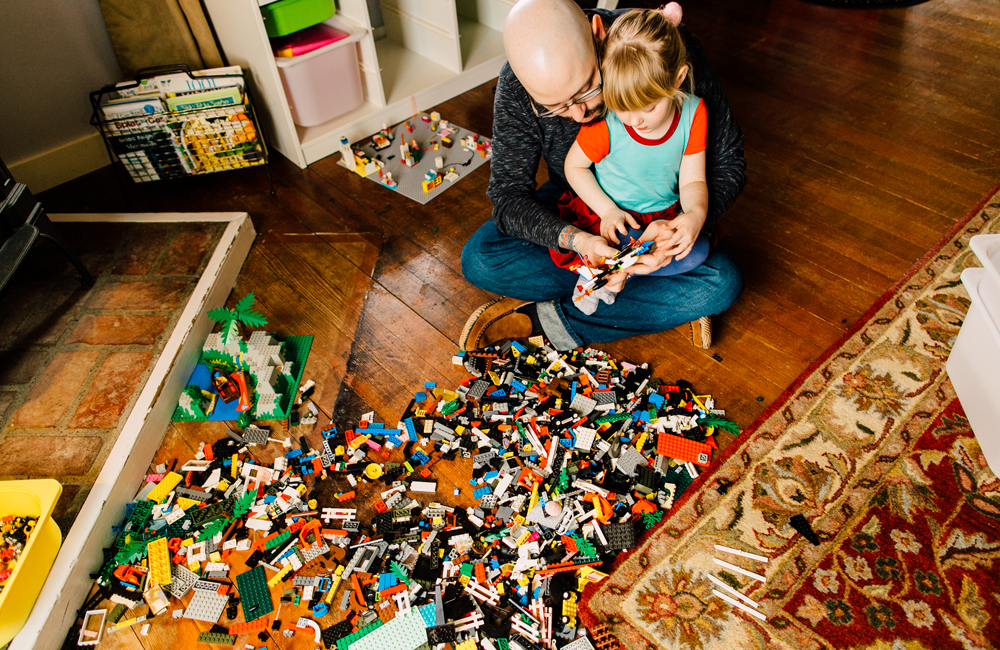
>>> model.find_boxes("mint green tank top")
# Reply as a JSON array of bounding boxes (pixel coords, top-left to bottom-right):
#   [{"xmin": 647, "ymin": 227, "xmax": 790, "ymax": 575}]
[{"xmin": 594, "ymin": 93, "xmax": 701, "ymax": 213}]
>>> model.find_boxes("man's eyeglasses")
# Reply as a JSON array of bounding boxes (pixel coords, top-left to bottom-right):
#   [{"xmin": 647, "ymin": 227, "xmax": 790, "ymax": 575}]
[
  {"xmin": 531, "ymin": 82, "xmax": 603, "ymax": 119},
  {"xmin": 530, "ymin": 38, "xmax": 603, "ymax": 119}
]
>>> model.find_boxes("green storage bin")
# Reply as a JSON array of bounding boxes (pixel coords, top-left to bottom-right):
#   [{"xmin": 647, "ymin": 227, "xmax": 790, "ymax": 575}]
[{"xmin": 260, "ymin": 0, "xmax": 335, "ymax": 38}]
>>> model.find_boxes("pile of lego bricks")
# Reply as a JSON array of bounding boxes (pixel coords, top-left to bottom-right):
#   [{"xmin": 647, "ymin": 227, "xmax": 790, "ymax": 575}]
[
  {"xmin": 78, "ymin": 339, "xmax": 740, "ymax": 650},
  {"xmin": 1, "ymin": 515, "xmax": 38, "ymax": 593}
]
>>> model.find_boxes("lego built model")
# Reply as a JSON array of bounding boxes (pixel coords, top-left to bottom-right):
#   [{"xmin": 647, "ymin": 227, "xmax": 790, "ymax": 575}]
[
  {"xmin": 173, "ymin": 293, "xmax": 312, "ymax": 425},
  {"xmin": 338, "ymin": 111, "xmax": 491, "ymax": 205}
]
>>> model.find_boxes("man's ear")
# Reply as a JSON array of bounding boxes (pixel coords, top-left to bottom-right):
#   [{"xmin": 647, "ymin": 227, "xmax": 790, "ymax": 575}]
[{"xmin": 591, "ymin": 14, "xmax": 607, "ymax": 41}]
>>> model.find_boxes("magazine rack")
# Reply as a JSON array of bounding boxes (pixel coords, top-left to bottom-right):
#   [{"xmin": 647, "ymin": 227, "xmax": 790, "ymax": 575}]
[{"xmin": 90, "ymin": 65, "xmax": 272, "ymax": 192}]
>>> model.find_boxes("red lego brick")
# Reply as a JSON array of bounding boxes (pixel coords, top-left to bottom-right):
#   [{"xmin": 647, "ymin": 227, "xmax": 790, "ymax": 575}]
[{"xmin": 656, "ymin": 433, "xmax": 713, "ymax": 466}]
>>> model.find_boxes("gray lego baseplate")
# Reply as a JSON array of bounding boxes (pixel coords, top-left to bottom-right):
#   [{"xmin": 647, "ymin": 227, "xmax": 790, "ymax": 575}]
[
  {"xmin": 344, "ymin": 113, "xmax": 491, "ymax": 205},
  {"xmin": 182, "ymin": 589, "xmax": 228, "ymax": 623}
]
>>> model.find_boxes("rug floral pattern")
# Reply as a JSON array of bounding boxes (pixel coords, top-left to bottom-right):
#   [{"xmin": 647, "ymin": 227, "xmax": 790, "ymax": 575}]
[{"xmin": 581, "ymin": 191, "xmax": 1000, "ymax": 650}]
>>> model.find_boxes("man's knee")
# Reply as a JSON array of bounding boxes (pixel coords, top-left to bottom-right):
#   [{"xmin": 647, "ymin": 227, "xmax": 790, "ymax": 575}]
[{"xmin": 706, "ymin": 242, "xmax": 744, "ymax": 314}]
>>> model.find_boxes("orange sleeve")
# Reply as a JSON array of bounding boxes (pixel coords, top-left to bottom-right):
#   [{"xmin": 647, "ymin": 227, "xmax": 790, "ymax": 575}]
[
  {"xmin": 575, "ymin": 119, "xmax": 611, "ymax": 163},
  {"xmin": 684, "ymin": 99, "xmax": 708, "ymax": 155}
]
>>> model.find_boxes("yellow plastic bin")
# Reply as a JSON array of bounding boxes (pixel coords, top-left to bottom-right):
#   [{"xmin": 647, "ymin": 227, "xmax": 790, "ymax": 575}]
[{"xmin": 0, "ymin": 479, "xmax": 63, "ymax": 647}]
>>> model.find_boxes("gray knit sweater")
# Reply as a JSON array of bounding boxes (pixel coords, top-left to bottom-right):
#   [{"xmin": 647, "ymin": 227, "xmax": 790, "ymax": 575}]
[{"xmin": 486, "ymin": 11, "xmax": 747, "ymax": 250}]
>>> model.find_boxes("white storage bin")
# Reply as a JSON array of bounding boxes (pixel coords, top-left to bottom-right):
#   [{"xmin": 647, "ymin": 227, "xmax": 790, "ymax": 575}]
[
  {"xmin": 970, "ymin": 234, "xmax": 1000, "ymax": 289},
  {"xmin": 275, "ymin": 24, "xmax": 365, "ymax": 127},
  {"xmin": 946, "ymin": 267, "xmax": 1000, "ymax": 478}
]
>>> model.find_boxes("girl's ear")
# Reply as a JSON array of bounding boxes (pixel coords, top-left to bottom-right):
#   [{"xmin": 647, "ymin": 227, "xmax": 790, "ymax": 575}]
[
  {"xmin": 675, "ymin": 64, "xmax": 689, "ymax": 88},
  {"xmin": 591, "ymin": 14, "xmax": 607, "ymax": 41}
]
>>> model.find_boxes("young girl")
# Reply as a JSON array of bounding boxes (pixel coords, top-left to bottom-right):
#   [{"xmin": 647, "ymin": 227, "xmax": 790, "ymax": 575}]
[{"xmin": 551, "ymin": 9, "xmax": 711, "ymax": 314}]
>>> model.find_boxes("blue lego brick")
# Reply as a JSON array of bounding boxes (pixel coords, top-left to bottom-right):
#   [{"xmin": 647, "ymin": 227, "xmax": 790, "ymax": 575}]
[
  {"xmin": 415, "ymin": 391, "xmax": 427, "ymax": 402},
  {"xmin": 473, "ymin": 486, "xmax": 492, "ymax": 500},
  {"xmin": 511, "ymin": 380, "xmax": 527, "ymax": 393},
  {"xmin": 484, "ymin": 470, "xmax": 499, "ymax": 481},
  {"xmin": 368, "ymin": 423, "xmax": 385, "ymax": 430},
  {"xmin": 388, "ymin": 435, "xmax": 403, "ymax": 446},
  {"xmin": 489, "ymin": 389, "xmax": 506, "ymax": 398},
  {"xmin": 411, "ymin": 451, "xmax": 430, "ymax": 465},
  {"xmin": 511, "ymin": 341, "xmax": 526, "ymax": 353},
  {"xmin": 648, "ymin": 393, "xmax": 665, "ymax": 408},
  {"xmin": 404, "ymin": 418, "xmax": 418, "ymax": 442},
  {"xmin": 285, "ymin": 449, "xmax": 303, "ymax": 460},
  {"xmin": 424, "ymin": 382, "xmax": 436, "ymax": 389},
  {"xmin": 377, "ymin": 573, "xmax": 398, "ymax": 591}
]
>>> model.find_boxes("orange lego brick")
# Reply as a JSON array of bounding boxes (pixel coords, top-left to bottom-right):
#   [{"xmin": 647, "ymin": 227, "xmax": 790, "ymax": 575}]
[{"xmin": 228, "ymin": 617, "xmax": 268, "ymax": 635}]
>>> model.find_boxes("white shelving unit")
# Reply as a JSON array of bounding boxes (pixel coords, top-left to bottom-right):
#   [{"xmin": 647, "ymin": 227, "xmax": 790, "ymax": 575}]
[{"xmin": 203, "ymin": 0, "xmax": 512, "ymax": 168}]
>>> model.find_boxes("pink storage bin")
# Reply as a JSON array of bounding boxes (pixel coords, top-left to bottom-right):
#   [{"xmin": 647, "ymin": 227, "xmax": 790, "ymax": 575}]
[
  {"xmin": 272, "ymin": 23, "xmax": 348, "ymax": 57},
  {"xmin": 274, "ymin": 25, "xmax": 364, "ymax": 127}
]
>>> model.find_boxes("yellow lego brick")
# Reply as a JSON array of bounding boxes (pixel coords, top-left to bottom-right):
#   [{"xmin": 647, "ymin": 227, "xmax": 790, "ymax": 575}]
[
  {"xmin": 634, "ymin": 432, "xmax": 648, "ymax": 453},
  {"xmin": 349, "ymin": 434, "xmax": 370, "ymax": 449},
  {"xmin": 181, "ymin": 538, "xmax": 194, "ymax": 547},
  {"xmin": 176, "ymin": 497, "xmax": 200, "ymax": 510},
  {"xmin": 209, "ymin": 552, "xmax": 222, "ymax": 562},
  {"xmin": 231, "ymin": 454, "xmax": 239, "ymax": 479},
  {"xmin": 458, "ymin": 574, "xmax": 470, "ymax": 587},
  {"xmin": 147, "ymin": 538, "xmax": 172, "ymax": 586},
  {"xmin": 216, "ymin": 479, "xmax": 230, "ymax": 493},
  {"xmin": 147, "ymin": 472, "xmax": 183, "ymax": 504},
  {"xmin": 188, "ymin": 560, "xmax": 201, "ymax": 572},
  {"xmin": 455, "ymin": 639, "xmax": 478, "ymax": 650},
  {"xmin": 267, "ymin": 564, "xmax": 293, "ymax": 588}
]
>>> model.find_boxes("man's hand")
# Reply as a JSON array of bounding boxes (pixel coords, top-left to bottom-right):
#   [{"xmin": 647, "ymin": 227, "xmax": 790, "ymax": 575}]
[
  {"xmin": 599, "ymin": 209, "xmax": 641, "ymax": 245},
  {"xmin": 572, "ymin": 231, "xmax": 620, "ymax": 269}
]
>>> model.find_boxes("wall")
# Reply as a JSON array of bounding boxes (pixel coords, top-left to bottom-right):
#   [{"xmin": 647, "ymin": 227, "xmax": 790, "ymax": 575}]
[{"xmin": 0, "ymin": 0, "xmax": 122, "ymax": 192}]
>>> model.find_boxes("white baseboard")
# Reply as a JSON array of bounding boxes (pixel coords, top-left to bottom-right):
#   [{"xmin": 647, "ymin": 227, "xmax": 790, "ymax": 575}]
[
  {"xmin": 9, "ymin": 212, "xmax": 255, "ymax": 650},
  {"xmin": 7, "ymin": 133, "xmax": 111, "ymax": 194}
]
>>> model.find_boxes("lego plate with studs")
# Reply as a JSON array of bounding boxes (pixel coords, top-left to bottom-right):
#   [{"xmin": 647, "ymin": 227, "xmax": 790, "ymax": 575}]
[
  {"xmin": 79, "ymin": 339, "xmax": 758, "ymax": 650},
  {"xmin": 339, "ymin": 112, "xmax": 492, "ymax": 205}
]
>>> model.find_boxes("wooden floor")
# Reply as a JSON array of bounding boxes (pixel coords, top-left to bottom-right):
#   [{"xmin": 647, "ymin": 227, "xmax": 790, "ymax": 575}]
[{"xmin": 39, "ymin": 0, "xmax": 1000, "ymax": 435}]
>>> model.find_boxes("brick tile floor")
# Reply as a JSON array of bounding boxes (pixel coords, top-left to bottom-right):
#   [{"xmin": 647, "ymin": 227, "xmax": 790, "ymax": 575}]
[{"xmin": 0, "ymin": 220, "xmax": 225, "ymax": 535}]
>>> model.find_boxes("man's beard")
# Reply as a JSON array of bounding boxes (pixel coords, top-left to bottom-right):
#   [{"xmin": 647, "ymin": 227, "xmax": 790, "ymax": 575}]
[{"xmin": 559, "ymin": 100, "xmax": 607, "ymax": 124}]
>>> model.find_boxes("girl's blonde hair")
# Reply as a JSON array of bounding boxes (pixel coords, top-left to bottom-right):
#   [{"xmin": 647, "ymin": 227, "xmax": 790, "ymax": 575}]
[{"xmin": 602, "ymin": 9, "xmax": 693, "ymax": 114}]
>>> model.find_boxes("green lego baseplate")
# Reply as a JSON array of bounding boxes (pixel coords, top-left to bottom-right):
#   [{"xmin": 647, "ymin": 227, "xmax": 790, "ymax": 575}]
[
  {"xmin": 172, "ymin": 334, "xmax": 313, "ymax": 422},
  {"xmin": 235, "ymin": 566, "xmax": 274, "ymax": 622},
  {"xmin": 337, "ymin": 620, "xmax": 383, "ymax": 650},
  {"xmin": 196, "ymin": 631, "xmax": 237, "ymax": 644}
]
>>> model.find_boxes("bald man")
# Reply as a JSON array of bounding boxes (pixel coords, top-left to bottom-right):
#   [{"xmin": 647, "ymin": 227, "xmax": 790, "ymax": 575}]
[{"xmin": 459, "ymin": 0, "xmax": 745, "ymax": 352}]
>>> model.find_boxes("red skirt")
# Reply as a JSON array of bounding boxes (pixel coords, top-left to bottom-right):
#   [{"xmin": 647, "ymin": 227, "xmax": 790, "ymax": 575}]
[{"xmin": 549, "ymin": 191, "xmax": 682, "ymax": 271}]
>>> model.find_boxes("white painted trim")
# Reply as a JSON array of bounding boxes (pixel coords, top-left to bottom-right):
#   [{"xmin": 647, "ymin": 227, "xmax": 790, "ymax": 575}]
[
  {"xmin": 9, "ymin": 212, "xmax": 256, "ymax": 650},
  {"xmin": 50, "ymin": 212, "xmax": 247, "ymax": 223},
  {"xmin": 7, "ymin": 133, "xmax": 111, "ymax": 194}
]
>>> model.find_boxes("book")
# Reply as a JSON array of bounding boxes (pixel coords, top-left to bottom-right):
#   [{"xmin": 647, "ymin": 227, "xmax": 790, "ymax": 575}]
[{"xmin": 166, "ymin": 86, "xmax": 243, "ymax": 112}]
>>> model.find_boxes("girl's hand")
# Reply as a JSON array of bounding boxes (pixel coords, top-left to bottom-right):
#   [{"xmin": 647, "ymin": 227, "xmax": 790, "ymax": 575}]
[
  {"xmin": 657, "ymin": 211, "xmax": 706, "ymax": 261},
  {"xmin": 599, "ymin": 209, "xmax": 641, "ymax": 245}
]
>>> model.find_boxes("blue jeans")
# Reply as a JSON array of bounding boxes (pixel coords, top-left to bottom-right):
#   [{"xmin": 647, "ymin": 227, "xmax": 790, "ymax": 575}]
[{"xmin": 460, "ymin": 184, "xmax": 744, "ymax": 349}]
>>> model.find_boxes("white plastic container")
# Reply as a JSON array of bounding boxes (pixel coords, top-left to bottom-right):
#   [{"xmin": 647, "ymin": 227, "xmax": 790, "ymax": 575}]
[
  {"xmin": 946, "ymin": 267, "xmax": 1000, "ymax": 478},
  {"xmin": 275, "ymin": 24, "xmax": 365, "ymax": 127},
  {"xmin": 970, "ymin": 234, "xmax": 1000, "ymax": 289}
]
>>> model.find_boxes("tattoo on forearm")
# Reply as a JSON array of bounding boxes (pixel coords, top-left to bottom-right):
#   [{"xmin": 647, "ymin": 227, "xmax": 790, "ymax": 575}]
[{"xmin": 559, "ymin": 225, "xmax": 582, "ymax": 254}]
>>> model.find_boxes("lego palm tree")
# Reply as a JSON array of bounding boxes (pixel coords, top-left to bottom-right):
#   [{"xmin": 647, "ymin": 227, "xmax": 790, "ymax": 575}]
[
  {"xmin": 207, "ymin": 293, "xmax": 269, "ymax": 352},
  {"xmin": 206, "ymin": 293, "xmax": 268, "ymax": 424}
]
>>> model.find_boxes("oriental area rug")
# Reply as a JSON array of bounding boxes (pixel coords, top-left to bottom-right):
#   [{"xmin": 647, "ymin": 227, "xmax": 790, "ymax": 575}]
[{"xmin": 580, "ymin": 183, "xmax": 1000, "ymax": 650}]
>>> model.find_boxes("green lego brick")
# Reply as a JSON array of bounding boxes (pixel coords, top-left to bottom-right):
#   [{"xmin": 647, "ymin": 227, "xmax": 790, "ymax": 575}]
[
  {"xmin": 264, "ymin": 529, "xmax": 292, "ymax": 550},
  {"xmin": 595, "ymin": 412, "xmax": 631, "ymax": 424},
  {"xmin": 172, "ymin": 335, "xmax": 313, "ymax": 422},
  {"xmin": 337, "ymin": 621, "xmax": 383, "ymax": 650},
  {"xmin": 127, "ymin": 500, "xmax": 155, "ymax": 531},
  {"xmin": 190, "ymin": 496, "xmax": 234, "ymax": 527},
  {"xmin": 235, "ymin": 566, "xmax": 273, "ymax": 622},
  {"xmin": 197, "ymin": 631, "xmax": 237, "ymax": 644}
]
